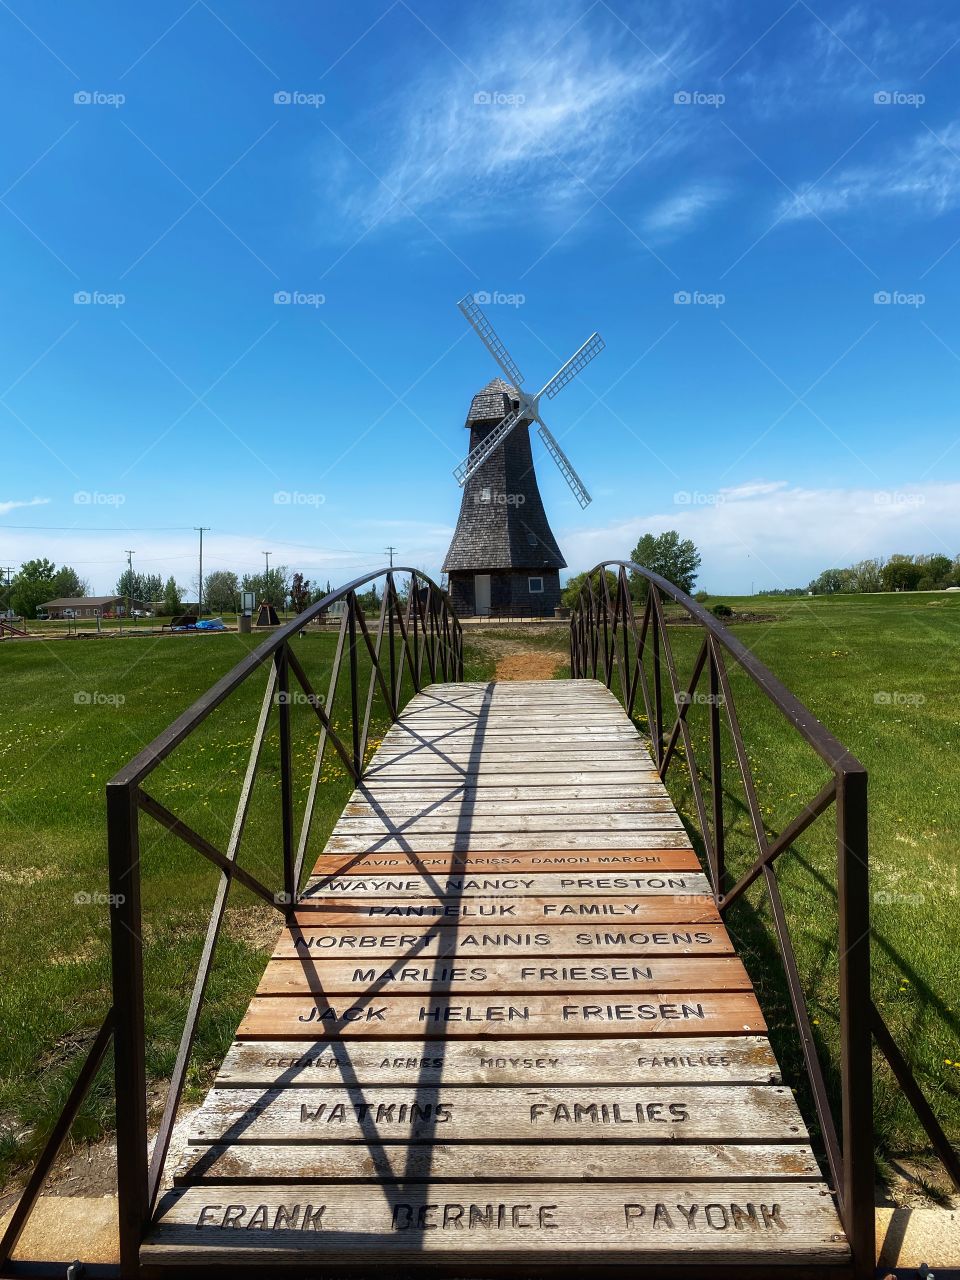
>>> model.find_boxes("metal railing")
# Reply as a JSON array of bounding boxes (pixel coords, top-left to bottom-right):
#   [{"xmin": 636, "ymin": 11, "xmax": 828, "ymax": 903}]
[
  {"xmin": 569, "ymin": 560, "xmax": 960, "ymax": 1280},
  {"xmin": 0, "ymin": 568, "xmax": 461, "ymax": 1279}
]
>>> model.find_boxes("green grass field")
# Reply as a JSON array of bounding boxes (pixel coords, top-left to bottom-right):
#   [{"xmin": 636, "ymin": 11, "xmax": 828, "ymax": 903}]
[
  {"xmin": 0, "ymin": 593, "xmax": 957, "ymax": 1193},
  {"xmin": 648, "ymin": 590, "xmax": 960, "ymax": 1184}
]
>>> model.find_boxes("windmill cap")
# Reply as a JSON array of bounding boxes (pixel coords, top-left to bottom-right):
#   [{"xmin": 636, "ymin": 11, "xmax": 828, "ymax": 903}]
[{"xmin": 465, "ymin": 377, "xmax": 523, "ymax": 425}]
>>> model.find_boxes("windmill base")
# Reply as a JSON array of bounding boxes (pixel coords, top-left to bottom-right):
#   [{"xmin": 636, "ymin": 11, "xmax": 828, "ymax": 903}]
[{"xmin": 447, "ymin": 569, "xmax": 561, "ymax": 619}]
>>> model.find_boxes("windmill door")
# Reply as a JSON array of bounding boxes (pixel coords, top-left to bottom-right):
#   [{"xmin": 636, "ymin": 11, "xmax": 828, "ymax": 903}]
[{"xmin": 474, "ymin": 573, "xmax": 491, "ymax": 616}]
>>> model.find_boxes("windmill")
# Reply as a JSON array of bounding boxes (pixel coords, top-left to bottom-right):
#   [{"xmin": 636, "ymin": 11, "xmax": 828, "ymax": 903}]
[
  {"xmin": 442, "ymin": 295, "xmax": 605, "ymax": 618},
  {"xmin": 453, "ymin": 294, "xmax": 604, "ymax": 509}
]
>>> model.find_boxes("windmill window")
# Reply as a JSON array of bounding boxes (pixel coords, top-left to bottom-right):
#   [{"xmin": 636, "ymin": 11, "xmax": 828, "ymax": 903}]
[{"xmin": 528, "ymin": 576, "xmax": 544, "ymax": 593}]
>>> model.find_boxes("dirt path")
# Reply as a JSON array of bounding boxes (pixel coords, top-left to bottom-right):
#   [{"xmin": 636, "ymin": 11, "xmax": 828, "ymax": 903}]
[{"xmin": 493, "ymin": 650, "xmax": 568, "ymax": 680}]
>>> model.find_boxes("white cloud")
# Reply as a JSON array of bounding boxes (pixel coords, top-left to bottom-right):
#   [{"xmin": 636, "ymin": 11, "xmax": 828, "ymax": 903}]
[
  {"xmin": 777, "ymin": 122, "xmax": 960, "ymax": 221},
  {"xmin": 0, "ymin": 521, "xmax": 455, "ymax": 596},
  {"xmin": 643, "ymin": 184, "xmax": 726, "ymax": 236},
  {"xmin": 0, "ymin": 496, "xmax": 51, "ymax": 516},
  {"xmin": 335, "ymin": 7, "xmax": 690, "ymax": 231},
  {"xmin": 559, "ymin": 481, "xmax": 960, "ymax": 592}
]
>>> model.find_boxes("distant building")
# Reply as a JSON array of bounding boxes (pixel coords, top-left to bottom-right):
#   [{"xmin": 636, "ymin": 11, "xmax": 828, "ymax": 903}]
[{"xmin": 40, "ymin": 595, "xmax": 148, "ymax": 619}]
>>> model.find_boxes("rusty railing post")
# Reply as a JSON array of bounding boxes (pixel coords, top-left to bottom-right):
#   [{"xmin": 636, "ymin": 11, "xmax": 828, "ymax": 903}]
[
  {"xmin": 837, "ymin": 766, "xmax": 874, "ymax": 1278},
  {"xmin": 275, "ymin": 643, "xmax": 295, "ymax": 906},
  {"xmin": 107, "ymin": 781, "xmax": 149, "ymax": 1278}
]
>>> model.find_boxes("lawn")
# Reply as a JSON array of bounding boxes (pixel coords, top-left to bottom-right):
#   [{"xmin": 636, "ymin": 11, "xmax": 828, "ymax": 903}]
[
  {"xmin": 0, "ymin": 624, "xmax": 494, "ymax": 1189},
  {"xmin": 639, "ymin": 589, "xmax": 960, "ymax": 1180},
  {"xmin": 0, "ymin": 592, "xmax": 957, "ymax": 1194}
]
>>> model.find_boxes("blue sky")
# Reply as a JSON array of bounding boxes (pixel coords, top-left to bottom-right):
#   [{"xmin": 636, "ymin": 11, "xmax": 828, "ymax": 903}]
[{"xmin": 2, "ymin": 0, "xmax": 960, "ymax": 594}]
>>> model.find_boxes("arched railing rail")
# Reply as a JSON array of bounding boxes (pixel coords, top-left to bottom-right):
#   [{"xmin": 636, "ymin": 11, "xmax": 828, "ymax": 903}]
[
  {"xmin": 569, "ymin": 559, "xmax": 959, "ymax": 1280},
  {"xmin": 0, "ymin": 568, "xmax": 461, "ymax": 1279}
]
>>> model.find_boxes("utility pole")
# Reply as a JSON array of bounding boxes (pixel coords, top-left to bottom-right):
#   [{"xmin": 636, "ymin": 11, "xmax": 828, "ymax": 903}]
[
  {"xmin": 124, "ymin": 549, "xmax": 135, "ymax": 605},
  {"xmin": 124, "ymin": 550, "xmax": 135, "ymax": 629},
  {"xmin": 384, "ymin": 545, "xmax": 397, "ymax": 568},
  {"xmin": 1, "ymin": 567, "xmax": 14, "ymax": 614},
  {"xmin": 262, "ymin": 551, "xmax": 272, "ymax": 606},
  {"xmin": 195, "ymin": 527, "xmax": 210, "ymax": 616}
]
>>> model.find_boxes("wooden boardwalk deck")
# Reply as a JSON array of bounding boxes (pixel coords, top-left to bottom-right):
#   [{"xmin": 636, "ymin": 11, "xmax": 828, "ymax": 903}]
[{"xmin": 143, "ymin": 680, "xmax": 850, "ymax": 1275}]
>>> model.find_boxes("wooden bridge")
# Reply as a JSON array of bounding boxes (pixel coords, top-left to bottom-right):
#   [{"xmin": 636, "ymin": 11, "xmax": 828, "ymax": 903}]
[
  {"xmin": 142, "ymin": 680, "xmax": 848, "ymax": 1274},
  {"xmin": 5, "ymin": 564, "xmax": 958, "ymax": 1280}
]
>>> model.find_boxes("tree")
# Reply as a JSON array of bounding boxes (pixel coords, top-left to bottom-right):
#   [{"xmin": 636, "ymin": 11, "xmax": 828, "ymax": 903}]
[
  {"xmin": 162, "ymin": 576, "xmax": 183, "ymax": 615},
  {"xmin": 848, "ymin": 559, "xmax": 884, "ymax": 594},
  {"xmin": 356, "ymin": 584, "xmax": 381, "ymax": 615},
  {"xmin": 561, "ymin": 569, "xmax": 619, "ymax": 609},
  {"xmin": 920, "ymin": 554, "xmax": 953, "ymax": 588},
  {"xmin": 881, "ymin": 557, "xmax": 924, "ymax": 592},
  {"xmin": 142, "ymin": 573, "xmax": 163, "ymax": 605},
  {"xmin": 808, "ymin": 568, "xmax": 846, "ymax": 595},
  {"xmin": 629, "ymin": 531, "xmax": 701, "ymax": 597},
  {"xmin": 51, "ymin": 565, "xmax": 89, "ymax": 599},
  {"xmin": 204, "ymin": 570, "xmax": 239, "ymax": 613},
  {"xmin": 10, "ymin": 558, "xmax": 57, "ymax": 619},
  {"xmin": 241, "ymin": 566, "xmax": 289, "ymax": 608},
  {"xmin": 290, "ymin": 572, "xmax": 311, "ymax": 614},
  {"xmin": 116, "ymin": 568, "xmax": 146, "ymax": 603}
]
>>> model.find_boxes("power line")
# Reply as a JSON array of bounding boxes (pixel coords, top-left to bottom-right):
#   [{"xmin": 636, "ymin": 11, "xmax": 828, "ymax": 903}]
[{"xmin": 385, "ymin": 545, "xmax": 397, "ymax": 568}]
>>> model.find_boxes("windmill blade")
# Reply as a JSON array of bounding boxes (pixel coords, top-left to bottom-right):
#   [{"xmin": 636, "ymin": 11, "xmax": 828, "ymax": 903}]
[
  {"xmin": 537, "ymin": 332, "xmax": 605, "ymax": 401},
  {"xmin": 453, "ymin": 408, "xmax": 523, "ymax": 486},
  {"xmin": 458, "ymin": 294, "xmax": 524, "ymax": 389},
  {"xmin": 537, "ymin": 420, "xmax": 592, "ymax": 509}
]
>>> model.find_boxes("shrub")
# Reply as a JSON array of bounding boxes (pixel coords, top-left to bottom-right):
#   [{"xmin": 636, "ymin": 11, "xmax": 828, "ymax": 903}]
[{"xmin": 712, "ymin": 603, "xmax": 733, "ymax": 619}]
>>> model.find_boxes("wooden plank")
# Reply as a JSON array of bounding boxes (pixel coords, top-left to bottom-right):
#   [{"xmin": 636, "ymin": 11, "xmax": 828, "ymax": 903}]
[
  {"xmin": 356, "ymin": 779, "xmax": 661, "ymax": 794},
  {"xmin": 237, "ymin": 991, "xmax": 766, "ymax": 1039},
  {"xmin": 330, "ymin": 814, "xmax": 686, "ymax": 834},
  {"xmin": 302, "ymin": 872, "xmax": 709, "ymax": 899},
  {"xmin": 291, "ymin": 896, "xmax": 719, "ymax": 924},
  {"xmin": 342, "ymin": 798, "xmax": 678, "ymax": 816},
  {"xmin": 187, "ymin": 1083, "xmax": 805, "ymax": 1145},
  {"xmin": 363, "ymin": 757, "xmax": 660, "ymax": 768},
  {"xmin": 142, "ymin": 1181, "xmax": 849, "ymax": 1264},
  {"xmin": 351, "ymin": 784, "xmax": 671, "ymax": 800},
  {"xmin": 273, "ymin": 922, "xmax": 734, "ymax": 960},
  {"xmin": 176, "ymin": 1141, "xmax": 822, "ymax": 1185},
  {"xmin": 216, "ymin": 1035, "xmax": 780, "ymax": 1087},
  {"xmin": 255, "ymin": 955, "xmax": 752, "ymax": 996},
  {"xmin": 311, "ymin": 849, "xmax": 702, "ymax": 875},
  {"xmin": 325, "ymin": 834, "xmax": 696, "ymax": 852}
]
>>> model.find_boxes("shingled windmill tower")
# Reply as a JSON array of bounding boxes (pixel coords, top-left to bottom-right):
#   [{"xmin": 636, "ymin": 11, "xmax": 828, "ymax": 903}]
[{"xmin": 443, "ymin": 296, "xmax": 605, "ymax": 617}]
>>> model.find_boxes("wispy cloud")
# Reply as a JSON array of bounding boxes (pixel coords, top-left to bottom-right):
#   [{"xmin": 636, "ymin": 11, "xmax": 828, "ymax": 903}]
[
  {"xmin": 643, "ymin": 183, "xmax": 726, "ymax": 236},
  {"xmin": 0, "ymin": 496, "xmax": 51, "ymax": 517},
  {"xmin": 777, "ymin": 121, "xmax": 960, "ymax": 221},
  {"xmin": 333, "ymin": 5, "xmax": 692, "ymax": 232}
]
